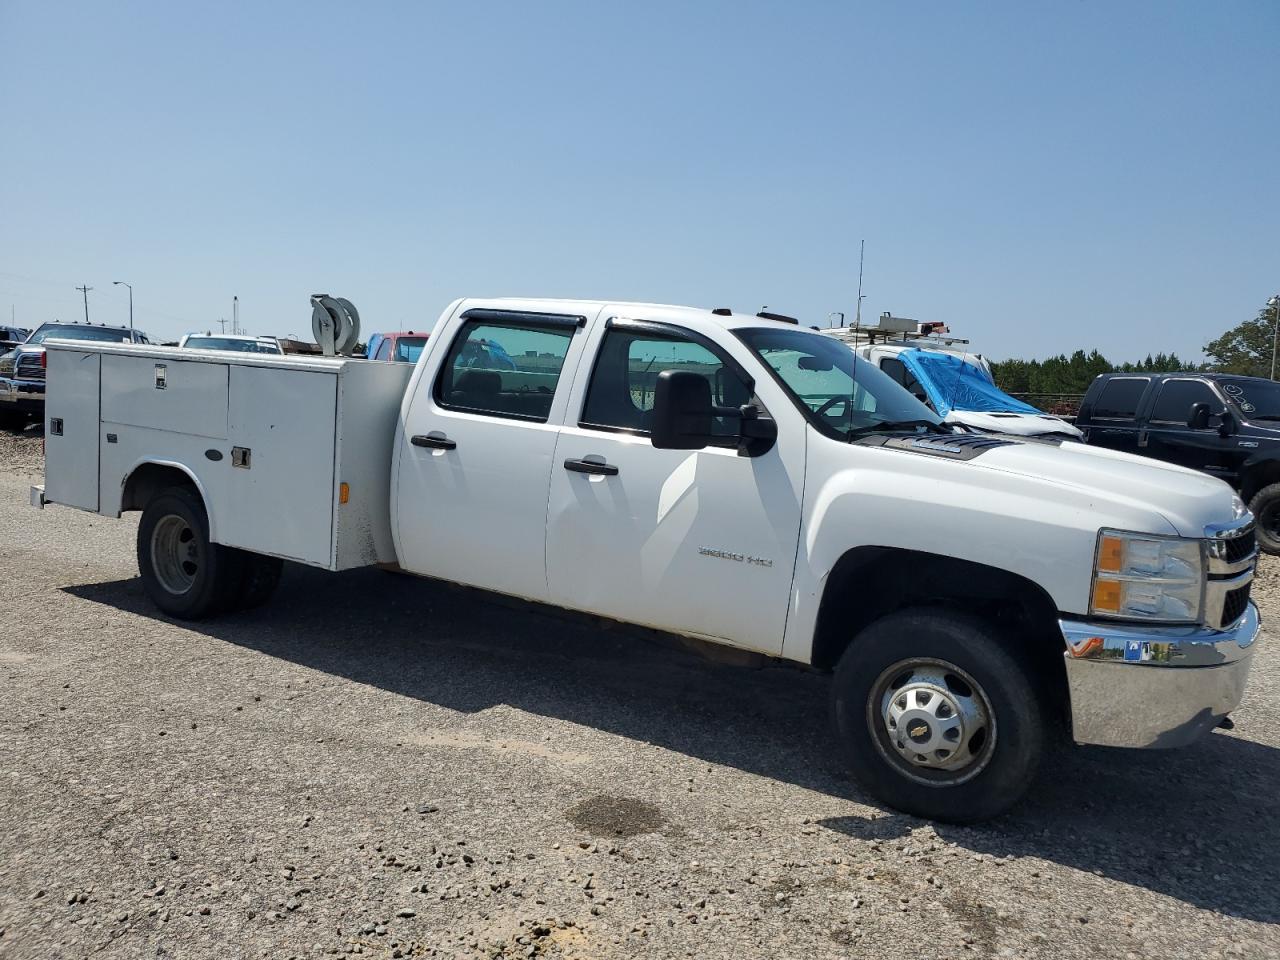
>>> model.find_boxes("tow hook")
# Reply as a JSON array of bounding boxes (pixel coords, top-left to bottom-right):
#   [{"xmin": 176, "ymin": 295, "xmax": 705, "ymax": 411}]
[{"xmin": 1216, "ymin": 716, "xmax": 1235, "ymax": 731}]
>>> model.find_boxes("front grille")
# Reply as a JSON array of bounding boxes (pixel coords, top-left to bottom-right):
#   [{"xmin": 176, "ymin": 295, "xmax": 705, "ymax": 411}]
[
  {"xmin": 1223, "ymin": 526, "xmax": 1256, "ymax": 564},
  {"xmin": 15, "ymin": 353, "xmax": 44, "ymax": 381},
  {"xmin": 1221, "ymin": 584, "xmax": 1251, "ymax": 627}
]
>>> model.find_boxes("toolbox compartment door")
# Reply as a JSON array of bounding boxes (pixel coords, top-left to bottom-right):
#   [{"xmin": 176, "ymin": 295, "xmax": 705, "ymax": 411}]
[
  {"xmin": 101, "ymin": 353, "xmax": 229, "ymax": 438},
  {"xmin": 44, "ymin": 349, "xmax": 102, "ymax": 512},
  {"xmin": 215, "ymin": 365, "xmax": 338, "ymax": 566}
]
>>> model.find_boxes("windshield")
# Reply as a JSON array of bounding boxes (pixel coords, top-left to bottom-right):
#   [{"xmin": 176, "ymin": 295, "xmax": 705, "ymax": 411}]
[
  {"xmin": 736, "ymin": 327, "xmax": 943, "ymax": 436},
  {"xmin": 184, "ymin": 337, "xmax": 281, "ymax": 354},
  {"xmin": 30, "ymin": 324, "xmax": 134, "ymax": 344},
  {"xmin": 1220, "ymin": 378, "xmax": 1280, "ymax": 421},
  {"xmin": 394, "ymin": 336, "xmax": 428, "ymax": 362}
]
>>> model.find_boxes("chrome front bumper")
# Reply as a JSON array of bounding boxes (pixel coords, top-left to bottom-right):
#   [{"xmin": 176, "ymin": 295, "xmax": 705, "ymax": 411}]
[
  {"xmin": 0, "ymin": 375, "xmax": 45, "ymax": 411},
  {"xmin": 1059, "ymin": 603, "xmax": 1260, "ymax": 748}
]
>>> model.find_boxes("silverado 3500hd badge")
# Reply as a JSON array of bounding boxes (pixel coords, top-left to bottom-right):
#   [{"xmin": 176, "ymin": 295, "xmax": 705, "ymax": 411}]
[{"xmin": 699, "ymin": 546, "xmax": 773, "ymax": 568}]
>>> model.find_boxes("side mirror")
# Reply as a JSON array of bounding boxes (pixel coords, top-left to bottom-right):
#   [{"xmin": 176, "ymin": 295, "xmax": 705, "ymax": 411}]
[
  {"xmin": 1187, "ymin": 403, "xmax": 1211, "ymax": 430},
  {"xmin": 1218, "ymin": 408, "xmax": 1236, "ymax": 437},
  {"xmin": 651, "ymin": 370, "xmax": 714, "ymax": 450}
]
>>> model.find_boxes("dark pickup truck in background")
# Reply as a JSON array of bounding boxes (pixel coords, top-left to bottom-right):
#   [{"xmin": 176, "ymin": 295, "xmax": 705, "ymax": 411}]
[{"xmin": 1078, "ymin": 372, "xmax": 1280, "ymax": 552}]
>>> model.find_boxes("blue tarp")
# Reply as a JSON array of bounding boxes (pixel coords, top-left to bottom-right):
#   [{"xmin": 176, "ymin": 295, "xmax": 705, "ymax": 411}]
[{"xmin": 898, "ymin": 349, "xmax": 1044, "ymax": 418}]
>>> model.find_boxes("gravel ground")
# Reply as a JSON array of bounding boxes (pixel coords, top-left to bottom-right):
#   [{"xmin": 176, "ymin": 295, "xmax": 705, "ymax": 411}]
[{"xmin": 1, "ymin": 431, "xmax": 1278, "ymax": 960}]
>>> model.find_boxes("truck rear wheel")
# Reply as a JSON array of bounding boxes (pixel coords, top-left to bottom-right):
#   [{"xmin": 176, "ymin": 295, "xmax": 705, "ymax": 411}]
[
  {"xmin": 830, "ymin": 608, "xmax": 1045, "ymax": 823},
  {"xmin": 1248, "ymin": 483, "xmax": 1280, "ymax": 555},
  {"xmin": 137, "ymin": 486, "xmax": 241, "ymax": 620}
]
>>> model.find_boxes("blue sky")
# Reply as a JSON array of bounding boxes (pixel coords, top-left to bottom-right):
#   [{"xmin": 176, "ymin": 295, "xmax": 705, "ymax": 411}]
[{"xmin": 1, "ymin": 1, "xmax": 1276, "ymax": 361}]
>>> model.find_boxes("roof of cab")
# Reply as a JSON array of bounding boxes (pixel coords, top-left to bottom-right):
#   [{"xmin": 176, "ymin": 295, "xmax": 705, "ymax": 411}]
[{"xmin": 462, "ymin": 297, "xmax": 805, "ymax": 334}]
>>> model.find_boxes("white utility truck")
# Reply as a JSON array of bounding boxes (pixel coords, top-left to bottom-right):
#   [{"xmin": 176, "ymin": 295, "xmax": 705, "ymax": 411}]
[
  {"xmin": 33, "ymin": 298, "xmax": 1260, "ymax": 822},
  {"xmin": 823, "ymin": 320, "xmax": 1084, "ymax": 440}
]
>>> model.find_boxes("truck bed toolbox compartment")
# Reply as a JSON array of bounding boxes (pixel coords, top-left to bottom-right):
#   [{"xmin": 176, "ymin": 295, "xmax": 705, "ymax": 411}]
[{"xmin": 43, "ymin": 342, "xmax": 413, "ymax": 571}]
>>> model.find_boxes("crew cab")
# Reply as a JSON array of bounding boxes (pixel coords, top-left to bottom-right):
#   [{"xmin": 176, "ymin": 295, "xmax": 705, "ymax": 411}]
[
  {"xmin": 0, "ymin": 321, "xmax": 150, "ymax": 429},
  {"xmin": 1078, "ymin": 372, "xmax": 1280, "ymax": 554},
  {"xmin": 31, "ymin": 298, "xmax": 1261, "ymax": 822}
]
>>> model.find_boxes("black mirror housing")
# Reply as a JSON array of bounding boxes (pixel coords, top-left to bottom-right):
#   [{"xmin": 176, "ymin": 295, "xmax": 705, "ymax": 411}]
[
  {"xmin": 737, "ymin": 404, "xmax": 777, "ymax": 457},
  {"xmin": 1218, "ymin": 408, "xmax": 1236, "ymax": 437},
  {"xmin": 1187, "ymin": 402, "xmax": 1211, "ymax": 430},
  {"xmin": 651, "ymin": 370, "xmax": 714, "ymax": 450}
]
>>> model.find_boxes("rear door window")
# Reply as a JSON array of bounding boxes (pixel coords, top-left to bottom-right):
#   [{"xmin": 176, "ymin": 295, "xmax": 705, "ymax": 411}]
[
  {"xmin": 1151, "ymin": 380, "xmax": 1220, "ymax": 424},
  {"xmin": 435, "ymin": 320, "xmax": 574, "ymax": 423},
  {"xmin": 1092, "ymin": 378, "xmax": 1149, "ymax": 420}
]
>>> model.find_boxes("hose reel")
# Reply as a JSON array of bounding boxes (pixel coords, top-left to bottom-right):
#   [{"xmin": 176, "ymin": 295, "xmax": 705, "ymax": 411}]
[{"xmin": 310, "ymin": 294, "xmax": 362, "ymax": 357}]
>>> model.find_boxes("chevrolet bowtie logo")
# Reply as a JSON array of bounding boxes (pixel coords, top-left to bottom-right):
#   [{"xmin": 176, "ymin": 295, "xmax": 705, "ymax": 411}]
[{"xmin": 909, "ymin": 724, "xmax": 929, "ymax": 739}]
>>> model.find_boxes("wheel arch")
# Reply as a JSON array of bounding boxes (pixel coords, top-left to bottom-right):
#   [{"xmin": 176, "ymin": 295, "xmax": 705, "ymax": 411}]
[
  {"xmin": 120, "ymin": 460, "xmax": 216, "ymax": 540},
  {"xmin": 810, "ymin": 546, "xmax": 1069, "ymax": 723},
  {"xmin": 1240, "ymin": 454, "xmax": 1280, "ymax": 504}
]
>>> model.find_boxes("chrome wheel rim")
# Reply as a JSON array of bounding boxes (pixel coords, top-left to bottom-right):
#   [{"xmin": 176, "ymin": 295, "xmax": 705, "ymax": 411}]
[
  {"xmin": 867, "ymin": 658, "xmax": 996, "ymax": 786},
  {"xmin": 150, "ymin": 514, "xmax": 200, "ymax": 596}
]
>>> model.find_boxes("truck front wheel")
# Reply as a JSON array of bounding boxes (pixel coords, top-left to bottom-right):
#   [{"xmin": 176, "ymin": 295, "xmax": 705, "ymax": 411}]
[
  {"xmin": 137, "ymin": 486, "xmax": 241, "ymax": 620},
  {"xmin": 831, "ymin": 608, "xmax": 1045, "ymax": 823}
]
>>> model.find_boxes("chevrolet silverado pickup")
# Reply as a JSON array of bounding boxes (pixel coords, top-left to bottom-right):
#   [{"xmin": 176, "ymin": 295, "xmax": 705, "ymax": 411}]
[{"xmin": 31, "ymin": 298, "xmax": 1261, "ymax": 822}]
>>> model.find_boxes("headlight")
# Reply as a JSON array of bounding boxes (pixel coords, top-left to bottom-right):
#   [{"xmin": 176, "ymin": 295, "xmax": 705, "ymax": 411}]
[{"xmin": 1090, "ymin": 529, "xmax": 1204, "ymax": 623}]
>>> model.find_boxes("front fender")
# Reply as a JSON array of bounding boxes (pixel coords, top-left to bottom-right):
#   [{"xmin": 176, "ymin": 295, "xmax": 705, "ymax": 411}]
[{"xmin": 780, "ymin": 442, "xmax": 1178, "ymax": 663}]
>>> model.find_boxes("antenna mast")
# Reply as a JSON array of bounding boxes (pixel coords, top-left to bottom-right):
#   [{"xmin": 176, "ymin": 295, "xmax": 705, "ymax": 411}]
[{"xmin": 853, "ymin": 240, "xmax": 865, "ymax": 330}]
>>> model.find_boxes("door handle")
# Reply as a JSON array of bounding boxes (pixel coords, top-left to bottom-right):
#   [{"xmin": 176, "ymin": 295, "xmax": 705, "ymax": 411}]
[
  {"xmin": 563, "ymin": 458, "xmax": 619, "ymax": 476},
  {"xmin": 411, "ymin": 432, "xmax": 457, "ymax": 450}
]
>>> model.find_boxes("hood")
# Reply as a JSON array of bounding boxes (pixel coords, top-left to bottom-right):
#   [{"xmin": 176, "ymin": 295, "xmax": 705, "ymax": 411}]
[
  {"xmin": 969, "ymin": 438, "xmax": 1240, "ymax": 538},
  {"xmin": 947, "ymin": 409, "xmax": 1084, "ymax": 439}
]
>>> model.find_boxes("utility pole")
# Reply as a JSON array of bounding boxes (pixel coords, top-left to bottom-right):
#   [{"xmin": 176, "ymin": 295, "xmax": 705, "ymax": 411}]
[
  {"xmin": 112, "ymin": 281, "xmax": 133, "ymax": 331},
  {"xmin": 218, "ymin": 317, "xmax": 226, "ymax": 334},
  {"xmin": 233, "ymin": 296, "xmax": 239, "ymax": 335},
  {"xmin": 853, "ymin": 240, "xmax": 866, "ymax": 330},
  {"xmin": 75, "ymin": 284, "xmax": 93, "ymax": 323},
  {"xmin": 1270, "ymin": 295, "xmax": 1280, "ymax": 381}
]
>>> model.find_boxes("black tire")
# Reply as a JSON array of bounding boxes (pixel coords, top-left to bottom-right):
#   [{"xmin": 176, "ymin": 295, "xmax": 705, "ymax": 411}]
[
  {"xmin": 0, "ymin": 410, "xmax": 27, "ymax": 432},
  {"xmin": 136, "ymin": 486, "xmax": 242, "ymax": 620},
  {"xmin": 1249, "ymin": 483, "xmax": 1280, "ymax": 555},
  {"xmin": 226, "ymin": 551, "xmax": 284, "ymax": 611},
  {"xmin": 831, "ymin": 608, "xmax": 1045, "ymax": 823}
]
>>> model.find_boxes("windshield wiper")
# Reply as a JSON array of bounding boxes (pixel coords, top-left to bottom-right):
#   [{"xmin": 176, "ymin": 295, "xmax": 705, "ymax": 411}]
[{"xmin": 846, "ymin": 419, "xmax": 950, "ymax": 438}]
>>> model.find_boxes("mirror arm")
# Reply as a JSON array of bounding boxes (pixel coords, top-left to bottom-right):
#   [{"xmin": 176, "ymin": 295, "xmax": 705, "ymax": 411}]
[{"xmin": 734, "ymin": 404, "xmax": 777, "ymax": 457}]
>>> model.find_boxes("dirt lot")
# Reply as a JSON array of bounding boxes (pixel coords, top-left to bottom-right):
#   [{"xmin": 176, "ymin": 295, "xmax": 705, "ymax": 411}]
[{"xmin": 2, "ymin": 427, "xmax": 1278, "ymax": 960}]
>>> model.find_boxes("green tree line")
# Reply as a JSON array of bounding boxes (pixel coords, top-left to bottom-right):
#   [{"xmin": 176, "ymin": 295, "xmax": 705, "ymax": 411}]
[
  {"xmin": 989, "ymin": 299, "xmax": 1279, "ymax": 395},
  {"xmin": 990, "ymin": 351, "xmax": 1195, "ymax": 395}
]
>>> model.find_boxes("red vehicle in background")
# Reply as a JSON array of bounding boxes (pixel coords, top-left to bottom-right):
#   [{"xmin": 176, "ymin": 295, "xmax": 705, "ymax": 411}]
[{"xmin": 367, "ymin": 331, "xmax": 428, "ymax": 363}]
